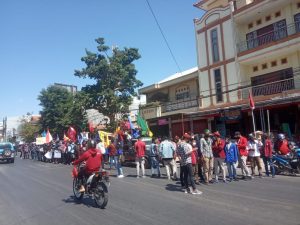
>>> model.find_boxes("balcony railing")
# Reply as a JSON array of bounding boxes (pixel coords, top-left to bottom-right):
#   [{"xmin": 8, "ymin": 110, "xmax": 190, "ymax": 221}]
[
  {"xmin": 242, "ymin": 76, "xmax": 299, "ymax": 99},
  {"xmin": 161, "ymin": 96, "xmax": 199, "ymax": 113},
  {"xmin": 237, "ymin": 22, "xmax": 300, "ymax": 53}
]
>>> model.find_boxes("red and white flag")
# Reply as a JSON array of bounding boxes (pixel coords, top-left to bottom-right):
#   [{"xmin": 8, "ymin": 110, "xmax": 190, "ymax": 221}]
[
  {"xmin": 249, "ymin": 90, "xmax": 255, "ymax": 110},
  {"xmin": 46, "ymin": 129, "xmax": 53, "ymax": 143}
]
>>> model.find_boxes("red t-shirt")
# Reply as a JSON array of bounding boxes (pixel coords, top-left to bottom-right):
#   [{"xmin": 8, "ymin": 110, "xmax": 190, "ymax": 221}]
[
  {"xmin": 212, "ymin": 139, "xmax": 226, "ymax": 158},
  {"xmin": 72, "ymin": 148, "xmax": 102, "ymax": 174},
  {"xmin": 108, "ymin": 143, "xmax": 117, "ymax": 156},
  {"xmin": 135, "ymin": 140, "xmax": 146, "ymax": 158},
  {"xmin": 278, "ymin": 140, "xmax": 290, "ymax": 155},
  {"xmin": 237, "ymin": 136, "xmax": 248, "ymax": 156},
  {"xmin": 191, "ymin": 148, "xmax": 198, "ymax": 165}
]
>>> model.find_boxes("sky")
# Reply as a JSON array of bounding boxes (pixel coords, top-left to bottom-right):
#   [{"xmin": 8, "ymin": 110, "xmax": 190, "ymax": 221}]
[{"xmin": 0, "ymin": 0, "xmax": 204, "ymax": 121}]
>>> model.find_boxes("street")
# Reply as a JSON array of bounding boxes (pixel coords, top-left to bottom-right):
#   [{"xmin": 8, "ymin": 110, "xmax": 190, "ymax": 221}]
[{"xmin": 1, "ymin": 158, "xmax": 300, "ymax": 225}]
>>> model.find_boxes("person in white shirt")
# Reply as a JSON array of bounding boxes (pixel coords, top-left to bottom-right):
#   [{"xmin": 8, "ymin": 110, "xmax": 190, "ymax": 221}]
[{"xmin": 247, "ymin": 133, "xmax": 263, "ymax": 178}]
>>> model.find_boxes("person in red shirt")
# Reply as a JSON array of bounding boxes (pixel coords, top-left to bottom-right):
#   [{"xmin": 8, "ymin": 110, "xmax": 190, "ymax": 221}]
[
  {"xmin": 108, "ymin": 138, "xmax": 117, "ymax": 170},
  {"xmin": 277, "ymin": 134, "xmax": 290, "ymax": 156},
  {"xmin": 134, "ymin": 137, "xmax": 146, "ymax": 178},
  {"xmin": 212, "ymin": 131, "xmax": 226, "ymax": 183},
  {"xmin": 72, "ymin": 140, "xmax": 102, "ymax": 192},
  {"xmin": 191, "ymin": 138, "xmax": 199, "ymax": 184},
  {"xmin": 262, "ymin": 133, "xmax": 275, "ymax": 177},
  {"xmin": 235, "ymin": 131, "xmax": 251, "ymax": 179}
]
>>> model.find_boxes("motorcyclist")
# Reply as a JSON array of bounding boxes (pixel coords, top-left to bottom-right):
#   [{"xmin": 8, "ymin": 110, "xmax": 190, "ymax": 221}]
[
  {"xmin": 72, "ymin": 139, "xmax": 102, "ymax": 192},
  {"xmin": 276, "ymin": 134, "xmax": 290, "ymax": 156}
]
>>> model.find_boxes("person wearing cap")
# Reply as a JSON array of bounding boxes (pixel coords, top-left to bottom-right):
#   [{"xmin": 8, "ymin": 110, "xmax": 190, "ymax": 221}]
[
  {"xmin": 235, "ymin": 131, "xmax": 251, "ymax": 179},
  {"xmin": 247, "ymin": 133, "xmax": 263, "ymax": 178},
  {"xmin": 212, "ymin": 131, "xmax": 226, "ymax": 183},
  {"xmin": 200, "ymin": 129, "xmax": 214, "ymax": 184},
  {"xmin": 177, "ymin": 133, "xmax": 202, "ymax": 195}
]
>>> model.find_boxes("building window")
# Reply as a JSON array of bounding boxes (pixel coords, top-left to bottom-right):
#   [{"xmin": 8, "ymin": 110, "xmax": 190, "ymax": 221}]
[
  {"xmin": 211, "ymin": 29, "xmax": 220, "ymax": 63},
  {"xmin": 176, "ymin": 86, "xmax": 190, "ymax": 101},
  {"xmin": 256, "ymin": 19, "xmax": 262, "ymax": 26},
  {"xmin": 275, "ymin": 11, "xmax": 281, "ymax": 18},
  {"xmin": 265, "ymin": 15, "xmax": 271, "ymax": 22},
  {"xmin": 295, "ymin": 13, "xmax": 300, "ymax": 32},
  {"xmin": 281, "ymin": 58, "xmax": 288, "ymax": 64},
  {"xmin": 262, "ymin": 63, "xmax": 268, "ymax": 70},
  {"xmin": 248, "ymin": 23, "xmax": 253, "ymax": 29},
  {"xmin": 214, "ymin": 69, "xmax": 223, "ymax": 103},
  {"xmin": 271, "ymin": 61, "xmax": 277, "ymax": 67},
  {"xmin": 253, "ymin": 66, "xmax": 258, "ymax": 72}
]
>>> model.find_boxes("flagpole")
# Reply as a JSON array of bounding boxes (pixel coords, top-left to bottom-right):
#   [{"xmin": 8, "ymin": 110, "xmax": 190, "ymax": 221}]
[{"xmin": 251, "ymin": 109, "xmax": 256, "ymax": 133}]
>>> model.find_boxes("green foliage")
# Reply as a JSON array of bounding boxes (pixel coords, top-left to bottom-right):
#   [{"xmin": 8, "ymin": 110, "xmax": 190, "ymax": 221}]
[
  {"xmin": 19, "ymin": 113, "xmax": 41, "ymax": 143},
  {"xmin": 74, "ymin": 37, "xmax": 143, "ymax": 130},
  {"xmin": 38, "ymin": 85, "xmax": 87, "ymax": 136}
]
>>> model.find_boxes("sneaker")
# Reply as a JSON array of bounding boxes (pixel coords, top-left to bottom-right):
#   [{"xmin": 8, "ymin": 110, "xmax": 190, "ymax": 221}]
[
  {"xmin": 136, "ymin": 176, "xmax": 140, "ymax": 179},
  {"xmin": 191, "ymin": 189, "xmax": 203, "ymax": 195},
  {"xmin": 184, "ymin": 187, "xmax": 191, "ymax": 194},
  {"xmin": 142, "ymin": 175, "xmax": 146, "ymax": 178},
  {"xmin": 118, "ymin": 175, "xmax": 124, "ymax": 178},
  {"xmin": 214, "ymin": 180, "xmax": 219, "ymax": 183},
  {"xmin": 233, "ymin": 178, "xmax": 239, "ymax": 182},
  {"xmin": 222, "ymin": 179, "xmax": 227, "ymax": 183}
]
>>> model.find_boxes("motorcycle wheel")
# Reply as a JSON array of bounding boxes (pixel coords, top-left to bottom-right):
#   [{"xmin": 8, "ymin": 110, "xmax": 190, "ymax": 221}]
[
  {"xmin": 94, "ymin": 181, "xmax": 108, "ymax": 209},
  {"xmin": 73, "ymin": 178, "xmax": 84, "ymax": 200}
]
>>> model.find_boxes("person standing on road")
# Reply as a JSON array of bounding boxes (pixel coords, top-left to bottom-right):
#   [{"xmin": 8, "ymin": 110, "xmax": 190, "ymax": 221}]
[
  {"xmin": 235, "ymin": 131, "xmax": 251, "ymax": 180},
  {"xmin": 159, "ymin": 137, "xmax": 177, "ymax": 180},
  {"xmin": 224, "ymin": 135, "xmax": 239, "ymax": 182},
  {"xmin": 108, "ymin": 138, "xmax": 118, "ymax": 170},
  {"xmin": 247, "ymin": 133, "xmax": 263, "ymax": 178},
  {"xmin": 200, "ymin": 129, "xmax": 214, "ymax": 184},
  {"xmin": 177, "ymin": 133, "xmax": 202, "ymax": 195},
  {"xmin": 262, "ymin": 133, "xmax": 275, "ymax": 178},
  {"xmin": 191, "ymin": 138, "xmax": 200, "ymax": 185},
  {"xmin": 212, "ymin": 131, "xmax": 226, "ymax": 183},
  {"xmin": 116, "ymin": 141, "xmax": 124, "ymax": 178},
  {"xmin": 150, "ymin": 138, "xmax": 161, "ymax": 178},
  {"xmin": 134, "ymin": 137, "xmax": 146, "ymax": 178}
]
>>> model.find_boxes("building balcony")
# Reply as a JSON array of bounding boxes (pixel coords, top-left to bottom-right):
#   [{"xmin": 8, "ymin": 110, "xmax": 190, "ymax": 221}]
[
  {"xmin": 241, "ymin": 68, "xmax": 300, "ymax": 100},
  {"xmin": 237, "ymin": 22, "xmax": 300, "ymax": 54},
  {"xmin": 161, "ymin": 96, "xmax": 200, "ymax": 113}
]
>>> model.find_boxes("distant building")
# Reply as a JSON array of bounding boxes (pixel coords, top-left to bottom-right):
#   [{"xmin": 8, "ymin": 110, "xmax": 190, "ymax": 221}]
[
  {"xmin": 54, "ymin": 83, "xmax": 78, "ymax": 94},
  {"xmin": 129, "ymin": 96, "xmax": 146, "ymax": 122}
]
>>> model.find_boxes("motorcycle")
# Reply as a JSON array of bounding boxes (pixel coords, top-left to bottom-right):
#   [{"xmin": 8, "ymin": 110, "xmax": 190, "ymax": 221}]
[
  {"xmin": 72, "ymin": 165, "xmax": 110, "ymax": 209},
  {"xmin": 272, "ymin": 147, "xmax": 300, "ymax": 175}
]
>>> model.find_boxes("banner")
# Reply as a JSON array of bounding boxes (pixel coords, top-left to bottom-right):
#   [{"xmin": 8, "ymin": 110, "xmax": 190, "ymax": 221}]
[{"xmin": 36, "ymin": 137, "xmax": 46, "ymax": 145}]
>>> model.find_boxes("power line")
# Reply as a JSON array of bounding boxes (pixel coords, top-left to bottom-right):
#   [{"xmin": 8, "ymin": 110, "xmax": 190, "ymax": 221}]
[{"xmin": 145, "ymin": 0, "xmax": 182, "ymax": 73}]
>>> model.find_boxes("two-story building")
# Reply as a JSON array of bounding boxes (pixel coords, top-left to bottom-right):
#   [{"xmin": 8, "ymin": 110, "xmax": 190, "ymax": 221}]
[
  {"xmin": 194, "ymin": 0, "xmax": 300, "ymax": 137},
  {"xmin": 139, "ymin": 67, "xmax": 208, "ymax": 138}
]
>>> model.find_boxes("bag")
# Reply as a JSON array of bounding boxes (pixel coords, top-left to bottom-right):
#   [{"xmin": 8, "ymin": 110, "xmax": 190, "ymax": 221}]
[{"xmin": 119, "ymin": 154, "xmax": 125, "ymax": 163}]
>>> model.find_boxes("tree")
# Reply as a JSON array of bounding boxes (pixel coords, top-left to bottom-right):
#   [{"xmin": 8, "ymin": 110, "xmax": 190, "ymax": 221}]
[
  {"xmin": 38, "ymin": 85, "xmax": 87, "ymax": 136},
  {"xmin": 18, "ymin": 113, "xmax": 40, "ymax": 143},
  {"xmin": 74, "ymin": 37, "xmax": 143, "ymax": 130}
]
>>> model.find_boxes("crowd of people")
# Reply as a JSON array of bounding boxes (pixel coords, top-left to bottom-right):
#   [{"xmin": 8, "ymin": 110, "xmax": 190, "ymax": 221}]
[{"xmin": 17, "ymin": 129, "xmax": 299, "ymax": 195}]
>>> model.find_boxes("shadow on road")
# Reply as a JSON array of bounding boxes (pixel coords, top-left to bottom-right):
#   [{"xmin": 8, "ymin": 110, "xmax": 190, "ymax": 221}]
[
  {"xmin": 165, "ymin": 183, "xmax": 183, "ymax": 192},
  {"xmin": 62, "ymin": 195, "xmax": 96, "ymax": 208}
]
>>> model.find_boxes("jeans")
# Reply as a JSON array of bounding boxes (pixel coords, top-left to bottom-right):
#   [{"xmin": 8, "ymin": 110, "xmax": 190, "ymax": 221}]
[
  {"xmin": 110, "ymin": 156, "xmax": 118, "ymax": 169},
  {"xmin": 183, "ymin": 163, "xmax": 196, "ymax": 190},
  {"xmin": 150, "ymin": 156, "xmax": 161, "ymax": 176},
  {"xmin": 263, "ymin": 157, "xmax": 275, "ymax": 177},
  {"xmin": 227, "ymin": 162, "xmax": 237, "ymax": 179},
  {"xmin": 136, "ymin": 157, "xmax": 145, "ymax": 177},
  {"xmin": 214, "ymin": 157, "xmax": 226, "ymax": 181},
  {"xmin": 117, "ymin": 155, "xmax": 123, "ymax": 176},
  {"xmin": 180, "ymin": 165, "xmax": 185, "ymax": 186}
]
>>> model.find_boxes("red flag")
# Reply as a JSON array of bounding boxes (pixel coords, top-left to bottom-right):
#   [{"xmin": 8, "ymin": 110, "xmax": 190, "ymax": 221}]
[
  {"xmin": 67, "ymin": 126, "xmax": 77, "ymax": 142},
  {"xmin": 249, "ymin": 90, "xmax": 255, "ymax": 110}
]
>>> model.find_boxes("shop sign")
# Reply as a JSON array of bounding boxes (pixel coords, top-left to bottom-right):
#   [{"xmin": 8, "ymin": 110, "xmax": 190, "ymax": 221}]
[
  {"xmin": 220, "ymin": 109, "xmax": 241, "ymax": 121},
  {"xmin": 158, "ymin": 118, "xmax": 168, "ymax": 126}
]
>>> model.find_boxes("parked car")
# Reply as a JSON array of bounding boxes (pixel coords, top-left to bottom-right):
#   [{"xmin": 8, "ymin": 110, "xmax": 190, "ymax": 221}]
[
  {"xmin": 122, "ymin": 137, "xmax": 152, "ymax": 169},
  {"xmin": 0, "ymin": 142, "xmax": 16, "ymax": 163}
]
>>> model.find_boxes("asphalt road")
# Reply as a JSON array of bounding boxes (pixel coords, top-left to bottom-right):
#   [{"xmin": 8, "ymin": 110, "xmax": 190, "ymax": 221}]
[{"xmin": 1, "ymin": 158, "xmax": 300, "ymax": 225}]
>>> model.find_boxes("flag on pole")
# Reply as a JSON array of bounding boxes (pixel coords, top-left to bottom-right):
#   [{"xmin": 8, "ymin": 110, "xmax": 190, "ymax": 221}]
[
  {"xmin": 45, "ymin": 129, "xmax": 53, "ymax": 144},
  {"xmin": 249, "ymin": 90, "xmax": 255, "ymax": 110}
]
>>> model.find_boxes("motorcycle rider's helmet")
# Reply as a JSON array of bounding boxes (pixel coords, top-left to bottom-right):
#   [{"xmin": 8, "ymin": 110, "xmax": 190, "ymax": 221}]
[
  {"xmin": 288, "ymin": 141, "xmax": 296, "ymax": 149},
  {"xmin": 277, "ymin": 133, "xmax": 285, "ymax": 140},
  {"xmin": 87, "ymin": 139, "xmax": 97, "ymax": 149}
]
